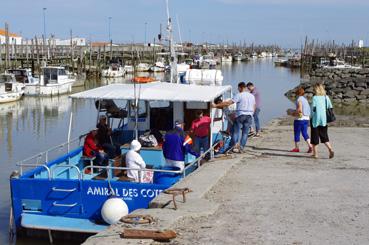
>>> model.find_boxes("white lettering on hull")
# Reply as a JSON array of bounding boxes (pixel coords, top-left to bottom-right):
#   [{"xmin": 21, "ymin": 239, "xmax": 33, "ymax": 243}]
[{"xmin": 86, "ymin": 187, "xmax": 163, "ymax": 200}]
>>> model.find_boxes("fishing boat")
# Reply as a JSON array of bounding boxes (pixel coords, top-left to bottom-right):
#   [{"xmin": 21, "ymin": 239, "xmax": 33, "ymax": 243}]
[
  {"xmin": 24, "ymin": 66, "xmax": 75, "ymax": 96},
  {"xmin": 9, "ymin": 82, "xmax": 232, "ymax": 241},
  {"xmin": 102, "ymin": 63, "xmax": 126, "ymax": 78},
  {"xmin": 0, "ymin": 73, "xmax": 25, "ymax": 103}
]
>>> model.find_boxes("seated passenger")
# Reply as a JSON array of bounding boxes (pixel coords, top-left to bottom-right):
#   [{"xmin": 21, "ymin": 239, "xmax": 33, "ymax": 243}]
[
  {"xmin": 126, "ymin": 140, "xmax": 152, "ymax": 183},
  {"xmin": 96, "ymin": 115, "xmax": 121, "ymax": 158},
  {"xmin": 162, "ymin": 120, "xmax": 199, "ymax": 171},
  {"xmin": 83, "ymin": 129, "xmax": 109, "ymax": 167}
]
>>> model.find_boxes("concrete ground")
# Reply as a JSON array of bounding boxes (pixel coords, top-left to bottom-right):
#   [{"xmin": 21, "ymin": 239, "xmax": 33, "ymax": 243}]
[
  {"xmin": 172, "ymin": 122, "xmax": 369, "ymax": 245},
  {"xmin": 85, "ymin": 120, "xmax": 369, "ymax": 245}
]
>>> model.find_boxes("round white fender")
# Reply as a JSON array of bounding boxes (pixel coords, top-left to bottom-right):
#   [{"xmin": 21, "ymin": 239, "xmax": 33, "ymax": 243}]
[{"xmin": 101, "ymin": 198, "xmax": 129, "ymax": 225}]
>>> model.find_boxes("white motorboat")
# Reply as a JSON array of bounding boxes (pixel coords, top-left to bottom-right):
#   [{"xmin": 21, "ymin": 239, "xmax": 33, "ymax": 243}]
[
  {"xmin": 25, "ymin": 67, "xmax": 75, "ymax": 96},
  {"xmin": 124, "ymin": 65, "xmax": 134, "ymax": 73},
  {"xmin": 102, "ymin": 63, "xmax": 126, "ymax": 78},
  {"xmin": 136, "ymin": 63, "xmax": 151, "ymax": 72},
  {"xmin": 150, "ymin": 59, "xmax": 166, "ymax": 72},
  {"xmin": 258, "ymin": 52, "xmax": 267, "ymax": 58},
  {"xmin": 0, "ymin": 74, "xmax": 25, "ymax": 103},
  {"xmin": 233, "ymin": 52, "xmax": 243, "ymax": 61},
  {"xmin": 221, "ymin": 54, "xmax": 233, "ymax": 63}
]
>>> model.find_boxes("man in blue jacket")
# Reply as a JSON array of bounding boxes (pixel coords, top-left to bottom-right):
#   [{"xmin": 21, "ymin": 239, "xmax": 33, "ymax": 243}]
[{"xmin": 162, "ymin": 120, "xmax": 199, "ymax": 171}]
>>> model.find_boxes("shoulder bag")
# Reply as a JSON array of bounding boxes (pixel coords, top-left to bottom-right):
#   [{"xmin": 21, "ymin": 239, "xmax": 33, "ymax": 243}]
[{"xmin": 325, "ymin": 96, "xmax": 336, "ymax": 123}]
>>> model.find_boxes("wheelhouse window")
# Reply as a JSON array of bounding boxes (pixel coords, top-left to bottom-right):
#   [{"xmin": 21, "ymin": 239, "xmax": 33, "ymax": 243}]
[
  {"xmin": 58, "ymin": 69, "xmax": 67, "ymax": 76},
  {"xmin": 43, "ymin": 68, "xmax": 58, "ymax": 84},
  {"xmin": 129, "ymin": 100, "xmax": 148, "ymax": 118}
]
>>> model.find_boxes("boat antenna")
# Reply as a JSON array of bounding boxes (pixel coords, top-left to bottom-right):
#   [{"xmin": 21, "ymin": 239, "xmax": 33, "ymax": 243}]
[{"xmin": 166, "ymin": 0, "xmax": 177, "ymax": 83}]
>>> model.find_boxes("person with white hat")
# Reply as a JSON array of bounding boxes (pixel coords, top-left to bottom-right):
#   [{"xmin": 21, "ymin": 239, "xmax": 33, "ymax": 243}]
[{"xmin": 126, "ymin": 140, "xmax": 146, "ymax": 182}]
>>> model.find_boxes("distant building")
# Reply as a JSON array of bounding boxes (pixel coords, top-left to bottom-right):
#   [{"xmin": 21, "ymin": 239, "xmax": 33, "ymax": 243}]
[
  {"xmin": 0, "ymin": 29, "xmax": 22, "ymax": 45},
  {"xmin": 358, "ymin": 40, "xmax": 364, "ymax": 48},
  {"xmin": 54, "ymin": 38, "xmax": 86, "ymax": 46}
]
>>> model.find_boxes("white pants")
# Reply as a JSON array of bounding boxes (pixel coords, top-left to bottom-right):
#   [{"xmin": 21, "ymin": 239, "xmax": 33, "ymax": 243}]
[{"xmin": 165, "ymin": 159, "xmax": 184, "ymax": 171}]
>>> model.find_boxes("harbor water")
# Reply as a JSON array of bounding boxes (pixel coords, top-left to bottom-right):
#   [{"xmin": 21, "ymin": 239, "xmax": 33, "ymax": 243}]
[{"xmin": 0, "ymin": 58, "xmax": 300, "ymax": 244}]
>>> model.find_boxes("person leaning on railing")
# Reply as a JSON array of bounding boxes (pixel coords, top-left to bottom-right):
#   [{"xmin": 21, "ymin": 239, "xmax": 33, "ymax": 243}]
[{"xmin": 162, "ymin": 120, "xmax": 199, "ymax": 171}]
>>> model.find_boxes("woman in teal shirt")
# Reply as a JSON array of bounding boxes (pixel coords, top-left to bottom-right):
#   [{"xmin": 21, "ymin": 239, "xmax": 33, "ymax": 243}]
[{"xmin": 310, "ymin": 83, "xmax": 334, "ymax": 159}]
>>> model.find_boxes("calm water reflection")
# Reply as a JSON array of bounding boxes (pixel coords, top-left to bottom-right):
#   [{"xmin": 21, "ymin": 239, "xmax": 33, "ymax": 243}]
[{"xmin": 0, "ymin": 58, "xmax": 301, "ymax": 244}]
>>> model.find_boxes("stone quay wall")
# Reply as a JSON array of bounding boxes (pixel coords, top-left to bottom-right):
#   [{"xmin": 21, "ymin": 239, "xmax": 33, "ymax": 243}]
[{"xmin": 286, "ymin": 68, "xmax": 369, "ymax": 104}]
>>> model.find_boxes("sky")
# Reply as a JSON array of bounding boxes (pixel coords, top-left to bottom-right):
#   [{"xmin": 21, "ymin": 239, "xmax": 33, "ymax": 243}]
[{"xmin": 0, "ymin": 0, "xmax": 368, "ymax": 48}]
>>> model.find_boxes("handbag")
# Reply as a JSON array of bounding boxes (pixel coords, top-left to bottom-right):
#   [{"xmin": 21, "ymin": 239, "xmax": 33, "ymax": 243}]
[{"xmin": 325, "ymin": 96, "xmax": 336, "ymax": 123}]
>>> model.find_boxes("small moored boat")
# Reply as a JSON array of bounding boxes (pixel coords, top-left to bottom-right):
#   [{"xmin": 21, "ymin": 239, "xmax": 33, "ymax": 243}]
[
  {"xmin": 102, "ymin": 63, "xmax": 126, "ymax": 78},
  {"xmin": 24, "ymin": 66, "xmax": 75, "ymax": 96},
  {"xmin": 0, "ymin": 74, "xmax": 25, "ymax": 103}
]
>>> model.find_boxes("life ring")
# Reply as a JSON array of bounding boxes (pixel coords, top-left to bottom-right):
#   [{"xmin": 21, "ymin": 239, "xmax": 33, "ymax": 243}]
[{"xmin": 133, "ymin": 76, "xmax": 155, "ymax": 83}]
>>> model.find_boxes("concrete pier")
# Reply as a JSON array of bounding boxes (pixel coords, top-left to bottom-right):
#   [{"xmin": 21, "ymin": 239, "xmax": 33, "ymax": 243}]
[{"xmin": 84, "ymin": 117, "xmax": 369, "ymax": 244}]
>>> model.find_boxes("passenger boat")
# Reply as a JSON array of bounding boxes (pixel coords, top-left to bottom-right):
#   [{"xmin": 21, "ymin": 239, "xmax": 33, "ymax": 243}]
[
  {"xmin": 9, "ymin": 82, "xmax": 232, "ymax": 241},
  {"xmin": 102, "ymin": 63, "xmax": 126, "ymax": 78},
  {"xmin": 24, "ymin": 66, "xmax": 75, "ymax": 96},
  {"xmin": 0, "ymin": 73, "xmax": 25, "ymax": 103}
]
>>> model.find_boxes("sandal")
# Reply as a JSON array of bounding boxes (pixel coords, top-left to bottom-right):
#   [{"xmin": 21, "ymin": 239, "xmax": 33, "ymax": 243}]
[{"xmin": 329, "ymin": 151, "xmax": 334, "ymax": 159}]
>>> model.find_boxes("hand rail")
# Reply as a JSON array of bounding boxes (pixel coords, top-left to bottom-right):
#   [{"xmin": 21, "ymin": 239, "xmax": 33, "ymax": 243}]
[
  {"xmin": 51, "ymin": 165, "xmax": 81, "ymax": 180},
  {"xmin": 51, "ymin": 187, "xmax": 77, "ymax": 192},
  {"xmin": 15, "ymin": 163, "xmax": 51, "ymax": 180},
  {"xmin": 16, "ymin": 135, "xmax": 85, "ymax": 170},
  {"xmin": 52, "ymin": 202, "xmax": 78, "ymax": 207},
  {"xmin": 183, "ymin": 141, "xmax": 220, "ymax": 177},
  {"xmin": 82, "ymin": 165, "xmax": 183, "ymax": 181}
]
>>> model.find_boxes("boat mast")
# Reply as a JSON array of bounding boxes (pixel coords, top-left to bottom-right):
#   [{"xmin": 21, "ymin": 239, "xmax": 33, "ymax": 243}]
[{"xmin": 166, "ymin": 0, "xmax": 177, "ymax": 83}]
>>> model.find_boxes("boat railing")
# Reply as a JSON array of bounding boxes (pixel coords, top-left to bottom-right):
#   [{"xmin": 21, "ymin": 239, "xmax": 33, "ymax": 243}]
[
  {"xmin": 82, "ymin": 141, "xmax": 220, "ymax": 182},
  {"xmin": 183, "ymin": 141, "xmax": 220, "ymax": 177},
  {"xmin": 14, "ymin": 164, "xmax": 52, "ymax": 180},
  {"xmin": 16, "ymin": 135, "xmax": 86, "ymax": 176},
  {"xmin": 51, "ymin": 164, "xmax": 82, "ymax": 180},
  {"xmin": 82, "ymin": 164, "xmax": 182, "ymax": 183}
]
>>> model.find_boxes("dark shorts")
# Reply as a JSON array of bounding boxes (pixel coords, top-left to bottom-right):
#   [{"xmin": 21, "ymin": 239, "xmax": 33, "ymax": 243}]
[{"xmin": 310, "ymin": 124, "xmax": 329, "ymax": 145}]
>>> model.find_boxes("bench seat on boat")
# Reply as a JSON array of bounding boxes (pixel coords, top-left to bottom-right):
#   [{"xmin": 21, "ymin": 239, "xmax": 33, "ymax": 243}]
[{"xmin": 21, "ymin": 213, "xmax": 107, "ymax": 233}]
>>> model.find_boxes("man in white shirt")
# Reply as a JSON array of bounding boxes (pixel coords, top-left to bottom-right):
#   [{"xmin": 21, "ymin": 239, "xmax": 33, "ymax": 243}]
[
  {"xmin": 125, "ymin": 140, "xmax": 146, "ymax": 182},
  {"xmin": 213, "ymin": 82, "xmax": 256, "ymax": 152}
]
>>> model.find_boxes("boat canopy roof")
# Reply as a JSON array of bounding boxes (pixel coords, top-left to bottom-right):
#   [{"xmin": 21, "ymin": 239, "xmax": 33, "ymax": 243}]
[{"xmin": 70, "ymin": 82, "xmax": 232, "ymax": 102}]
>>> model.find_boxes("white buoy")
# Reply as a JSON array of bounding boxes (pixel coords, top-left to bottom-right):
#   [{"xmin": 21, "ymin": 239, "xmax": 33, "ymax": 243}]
[{"xmin": 101, "ymin": 198, "xmax": 129, "ymax": 225}]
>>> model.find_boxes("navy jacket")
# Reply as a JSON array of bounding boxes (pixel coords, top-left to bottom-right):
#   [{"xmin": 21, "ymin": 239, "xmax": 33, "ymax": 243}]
[{"xmin": 163, "ymin": 127, "xmax": 199, "ymax": 161}]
